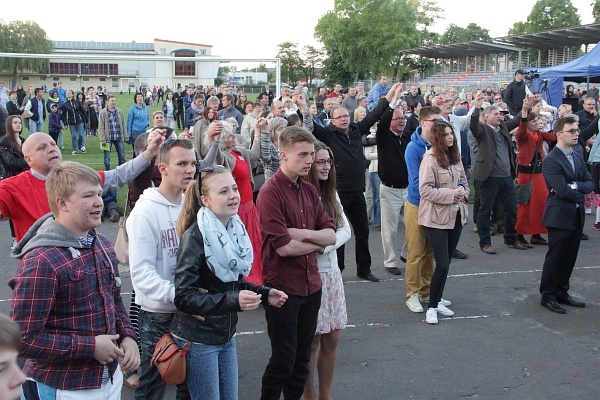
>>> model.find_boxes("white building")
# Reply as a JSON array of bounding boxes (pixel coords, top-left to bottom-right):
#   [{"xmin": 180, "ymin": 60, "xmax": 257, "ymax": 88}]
[
  {"xmin": 227, "ymin": 71, "xmax": 268, "ymax": 85},
  {"xmin": 2, "ymin": 39, "xmax": 221, "ymax": 92}
]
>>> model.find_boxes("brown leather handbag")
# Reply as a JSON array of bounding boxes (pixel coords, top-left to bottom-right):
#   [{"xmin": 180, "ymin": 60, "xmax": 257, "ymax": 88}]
[{"xmin": 150, "ymin": 332, "xmax": 191, "ymax": 385}]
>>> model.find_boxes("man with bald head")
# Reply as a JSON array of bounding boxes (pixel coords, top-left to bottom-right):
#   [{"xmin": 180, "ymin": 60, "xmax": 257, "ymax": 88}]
[
  {"xmin": 271, "ymin": 100, "xmax": 286, "ymax": 118},
  {"xmin": 0, "ymin": 132, "xmax": 163, "ymax": 242}
]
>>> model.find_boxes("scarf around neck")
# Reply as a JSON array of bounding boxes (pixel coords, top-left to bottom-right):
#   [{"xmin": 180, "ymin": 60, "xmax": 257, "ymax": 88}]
[{"xmin": 197, "ymin": 207, "xmax": 252, "ymax": 282}]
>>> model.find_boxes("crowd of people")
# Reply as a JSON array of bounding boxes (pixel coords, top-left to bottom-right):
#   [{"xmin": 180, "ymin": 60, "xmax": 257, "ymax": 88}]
[{"xmin": 0, "ymin": 70, "xmax": 596, "ymax": 399}]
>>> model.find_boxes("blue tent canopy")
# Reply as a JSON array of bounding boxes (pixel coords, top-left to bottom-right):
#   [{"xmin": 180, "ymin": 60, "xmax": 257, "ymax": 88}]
[{"xmin": 535, "ymin": 43, "xmax": 600, "ymax": 83}]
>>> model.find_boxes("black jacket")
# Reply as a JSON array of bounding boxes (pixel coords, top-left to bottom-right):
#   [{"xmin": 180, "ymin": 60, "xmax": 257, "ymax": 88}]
[
  {"xmin": 504, "ymin": 80, "xmax": 526, "ymax": 112},
  {"xmin": 376, "ymin": 107, "xmax": 410, "ymax": 188},
  {"xmin": 312, "ymin": 98, "xmax": 390, "ymax": 192},
  {"xmin": 0, "ymin": 136, "xmax": 28, "ymax": 178},
  {"xmin": 170, "ymin": 222, "xmax": 271, "ymax": 345},
  {"xmin": 60, "ymin": 99, "xmax": 86, "ymax": 125}
]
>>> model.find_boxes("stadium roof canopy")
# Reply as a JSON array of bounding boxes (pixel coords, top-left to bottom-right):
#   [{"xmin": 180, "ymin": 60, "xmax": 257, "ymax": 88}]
[{"xmin": 403, "ymin": 23, "xmax": 600, "ymax": 58}]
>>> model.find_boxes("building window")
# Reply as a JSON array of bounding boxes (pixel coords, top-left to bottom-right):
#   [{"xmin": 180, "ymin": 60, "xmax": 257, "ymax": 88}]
[
  {"xmin": 109, "ymin": 64, "xmax": 118, "ymax": 75},
  {"xmin": 40, "ymin": 76, "xmax": 46, "ymax": 81},
  {"xmin": 99, "ymin": 77, "xmax": 106, "ymax": 82},
  {"xmin": 53, "ymin": 77, "xmax": 59, "ymax": 81},
  {"xmin": 22, "ymin": 76, "xmax": 29, "ymax": 80},
  {"xmin": 160, "ymin": 48, "xmax": 167, "ymax": 55},
  {"xmin": 70, "ymin": 77, "xmax": 76, "ymax": 82},
  {"xmin": 175, "ymin": 61, "xmax": 195, "ymax": 76},
  {"xmin": 200, "ymin": 50, "xmax": 206, "ymax": 55},
  {"xmin": 50, "ymin": 63, "xmax": 79, "ymax": 75},
  {"xmin": 79, "ymin": 63, "xmax": 119, "ymax": 75},
  {"xmin": 83, "ymin": 77, "xmax": 89, "ymax": 81}
]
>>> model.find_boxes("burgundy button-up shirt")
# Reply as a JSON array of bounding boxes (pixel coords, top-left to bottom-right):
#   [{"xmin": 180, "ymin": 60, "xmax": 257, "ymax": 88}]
[{"xmin": 257, "ymin": 169, "xmax": 335, "ymax": 296}]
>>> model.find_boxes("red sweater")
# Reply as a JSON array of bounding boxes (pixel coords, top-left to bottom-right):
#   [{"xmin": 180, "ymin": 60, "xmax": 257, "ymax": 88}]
[{"xmin": 0, "ymin": 170, "xmax": 106, "ymax": 241}]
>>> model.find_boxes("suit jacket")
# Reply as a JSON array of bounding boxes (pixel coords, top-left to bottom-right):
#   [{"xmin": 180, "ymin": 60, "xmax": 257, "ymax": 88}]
[
  {"xmin": 469, "ymin": 108, "xmax": 519, "ymax": 181},
  {"xmin": 541, "ymin": 146, "xmax": 594, "ymax": 229}
]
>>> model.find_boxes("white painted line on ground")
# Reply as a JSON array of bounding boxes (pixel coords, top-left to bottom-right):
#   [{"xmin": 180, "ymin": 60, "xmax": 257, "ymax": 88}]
[{"xmin": 1, "ymin": 266, "xmax": 598, "ymax": 303}]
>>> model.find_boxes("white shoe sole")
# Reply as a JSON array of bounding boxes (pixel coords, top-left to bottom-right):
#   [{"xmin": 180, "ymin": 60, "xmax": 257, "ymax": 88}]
[{"xmin": 406, "ymin": 303, "xmax": 424, "ymax": 313}]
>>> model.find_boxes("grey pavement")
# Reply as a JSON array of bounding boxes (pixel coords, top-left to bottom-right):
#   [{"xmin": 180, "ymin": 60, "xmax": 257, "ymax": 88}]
[{"xmin": 1, "ymin": 206, "xmax": 599, "ymax": 399}]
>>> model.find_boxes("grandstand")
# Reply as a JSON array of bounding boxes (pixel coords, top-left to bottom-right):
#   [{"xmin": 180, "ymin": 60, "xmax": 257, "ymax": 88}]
[{"xmin": 404, "ymin": 22, "xmax": 600, "ymax": 91}]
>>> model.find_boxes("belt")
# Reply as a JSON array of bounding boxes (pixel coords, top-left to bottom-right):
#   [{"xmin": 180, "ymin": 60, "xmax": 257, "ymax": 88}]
[{"xmin": 381, "ymin": 182, "xmax": 406, "ymax": 189}]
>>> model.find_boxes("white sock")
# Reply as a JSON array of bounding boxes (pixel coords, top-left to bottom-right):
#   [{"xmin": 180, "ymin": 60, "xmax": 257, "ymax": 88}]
[{"xmin": 595, "ymin": 206, "xmax": 600, "ymax": 224}]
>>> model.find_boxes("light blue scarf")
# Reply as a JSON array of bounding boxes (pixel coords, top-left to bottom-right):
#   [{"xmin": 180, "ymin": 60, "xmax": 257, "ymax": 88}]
[{"xmin": 197, "ymin": 207, "xmax": 253, "ymax": 282}]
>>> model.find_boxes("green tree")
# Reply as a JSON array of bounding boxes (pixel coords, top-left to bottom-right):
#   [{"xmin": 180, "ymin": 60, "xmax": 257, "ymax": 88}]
[
  {"xmin": 276, "ymin": 41, "xmax": 302, "ymax": 84},
  {"xmin": 300, "ymin": 46, "xmax": 324, "ymax": 87},
  {"xmin": 440, "ymin": 23, "xmax": 492, "ymax": 44},
  {"xmin": 0, "ymin": 20, "xmax": 53, "ymax": 89},
  {"xmin": 593, "ymin": 0, "xmax": 600, "ymax": 22},
  {"xmin": 508, "ymin": 0, "xmax": 581, "ymax": 35},
  {"xmin": 314, "ymin": 0, "xmax": 441, "ymax": 82}
]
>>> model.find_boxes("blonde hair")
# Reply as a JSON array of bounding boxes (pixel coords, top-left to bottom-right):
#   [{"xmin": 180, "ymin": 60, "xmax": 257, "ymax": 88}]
[
  {"xmin": 0, "ymin": 313, "xmax": 21, "ymax": 352},
  {"xmin": 46, "ymin": 161, "xmax": 101, "ymax": 215},
  {"xmin": 354, "ymin": 106, "xmax": 366, "ymax": 122},
  {"xmin": 177, "ymin": 168, "xmax": 231, "ymax": 236}
]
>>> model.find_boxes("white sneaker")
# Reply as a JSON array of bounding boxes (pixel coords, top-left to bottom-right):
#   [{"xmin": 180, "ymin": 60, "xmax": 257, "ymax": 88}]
[
  {"xmin": 80, "ymin": 146, "xmax": 86, "ymax": 153},
  {"xmin": 406, "ymin": 293, "xmax": 424, "ymax": 313},
  {"xmin": 437, "ymin": 303, "xmax": 455, "ymax": 317},
  {"xmin": 11, "ymin": 238, "xmax": 17, "ymax": 251},
  {"xmin": 426, "ymin": 308, "xmax": 438, "ymax": 324},
  {"xmin": 72, "ymin": 151, "xmax": 77, "ymax": 155},
  {"xmin": 420, "ymin": 296, "xmax": 452, "ymax": 307}
]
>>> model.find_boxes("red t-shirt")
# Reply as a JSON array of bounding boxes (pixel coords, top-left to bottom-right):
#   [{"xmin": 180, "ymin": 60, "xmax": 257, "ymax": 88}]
[
  {"xmin": 230, "ymin": 150, "xmax": 253, "ymax": 203},
  {"xmin": 0, "ymin": 170, "xmax": 107, "ymax": 242}
]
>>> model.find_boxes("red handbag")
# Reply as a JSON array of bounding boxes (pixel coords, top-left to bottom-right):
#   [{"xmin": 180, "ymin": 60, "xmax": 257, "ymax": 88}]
[{"xmin": 150, "ymin": 332, "xmax": 191, "ymax": 385}]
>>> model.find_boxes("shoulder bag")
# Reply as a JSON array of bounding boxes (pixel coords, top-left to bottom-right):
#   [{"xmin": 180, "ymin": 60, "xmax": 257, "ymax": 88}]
[
  {"xmin": 515, "ymin": 151, "xmax": 539, "ymax": 205},
  {"xmin": 150, "ymin": 332, "xmax": 191, "ymax": 385}
]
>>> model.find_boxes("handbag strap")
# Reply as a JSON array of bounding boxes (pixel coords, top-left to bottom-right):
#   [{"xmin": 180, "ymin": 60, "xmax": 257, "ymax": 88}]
[{"xmin": 526, "ymin": 151, "xmax": 539, "ymax": 184}]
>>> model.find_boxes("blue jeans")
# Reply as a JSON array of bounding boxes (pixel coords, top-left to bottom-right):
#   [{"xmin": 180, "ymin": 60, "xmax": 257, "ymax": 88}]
[
  {"xmin": 69, "ymin": 123, "xmax": 86, "ymax": 151},
  {"xmin": 369, "ymin": 172, "xmax": 381, "ymax": 227},
  {"xmin": 29, "ymin": 120, "xmax": 44, "ymax": 134},
  {"xmin": 174, "ymin": 336, "xmax": 238, "ymax": 400},
  {"xmin": 104, "ymin": 139, "xmax": 126, "ymax": 170},
  {"xmin": 135, "ymin": 310, "xmax": 190, "ymax": 400},
  {"xmin": 477, "ymin": 176, "xmax": 518, "ymax": 248}
]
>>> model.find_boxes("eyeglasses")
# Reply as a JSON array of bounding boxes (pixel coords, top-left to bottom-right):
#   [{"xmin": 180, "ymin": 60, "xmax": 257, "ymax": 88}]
[
  {"xmin": 332, "ymin": 114, "xmax": 350, "ymax": 120},
  {"xmin": 422, "ymin": 118, "xmax": 441, "ymax": 123},
  {"xmin": 392, "ymin": 116, "xmax": 407, "ymax": 121},
  {"xmin": 314, "ymin": 159, "xmax": 333, "ymax": 166},
  {"xmin": 558, "ymin": 128, "xmax": 580, "ymax": 134}
]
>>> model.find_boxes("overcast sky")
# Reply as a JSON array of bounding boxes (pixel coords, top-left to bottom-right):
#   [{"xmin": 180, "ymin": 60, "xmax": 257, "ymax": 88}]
[{"xmin": 2, "ymin": 0, "xmax": 595, "ymax": 64}]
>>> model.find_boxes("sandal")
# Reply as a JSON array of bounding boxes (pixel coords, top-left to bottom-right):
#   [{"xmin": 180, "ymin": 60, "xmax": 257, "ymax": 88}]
[{"xmin": 123, "ymin": 371, "xmax": 140, "ymax": 389}]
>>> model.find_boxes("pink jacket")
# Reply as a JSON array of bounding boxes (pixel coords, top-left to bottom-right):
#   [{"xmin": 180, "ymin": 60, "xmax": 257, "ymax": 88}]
[{"xmin": 418, "ymin": 151, "xmax": 469, "ymax": 229}]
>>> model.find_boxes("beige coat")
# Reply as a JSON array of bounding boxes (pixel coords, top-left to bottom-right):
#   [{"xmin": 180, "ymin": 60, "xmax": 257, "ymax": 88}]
[{"xmin": 418, "ymin": 150, "xmax": 469, "ymax": 229}]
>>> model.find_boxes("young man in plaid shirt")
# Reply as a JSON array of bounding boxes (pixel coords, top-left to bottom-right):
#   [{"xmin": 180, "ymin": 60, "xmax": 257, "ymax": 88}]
[
  {"xmin": 9, "ymin": 162, "xmax": 139, "ymax": 400},
  {"xmin": 98, "ymin": 95, "xmax": 128, "ymax": 170}
]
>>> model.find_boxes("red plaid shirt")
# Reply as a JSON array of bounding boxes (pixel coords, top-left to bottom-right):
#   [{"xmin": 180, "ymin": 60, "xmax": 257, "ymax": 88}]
[{"xmin": 9, "ymin": 233, "xmax": 135, "ymax": 390}]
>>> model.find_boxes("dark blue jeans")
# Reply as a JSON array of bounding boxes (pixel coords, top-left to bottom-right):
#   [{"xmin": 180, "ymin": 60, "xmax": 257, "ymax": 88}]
[
  {"xmin": 261, "ymin": 290, "xmax": 322, "ymax": 400},
  {"xmin": 135, "ymin": 310, "xmax": 190, "ymax": 400},
  {"xmin": 477, "ymin": 176, "xmax": 518, "ymax": 248},
  {"xmin": 103, "ymin": 138, "xmax": 126, "ymax": 170}
]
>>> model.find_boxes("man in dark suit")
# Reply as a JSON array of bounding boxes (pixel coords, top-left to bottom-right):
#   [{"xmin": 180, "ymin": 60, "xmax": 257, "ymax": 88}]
[
  {"xmin": 470, "ymin": 105, "xmax": 523, "ymax": 254},
  {"xmin": 539, "ymin": 115, "xmax": 594, "ymax": 314}
]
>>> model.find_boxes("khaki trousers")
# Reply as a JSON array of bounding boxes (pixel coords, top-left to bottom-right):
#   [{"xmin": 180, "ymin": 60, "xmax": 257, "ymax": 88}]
[{"xmin": 404, "ymin": 202, "xmax": 434, "ymax": 300}]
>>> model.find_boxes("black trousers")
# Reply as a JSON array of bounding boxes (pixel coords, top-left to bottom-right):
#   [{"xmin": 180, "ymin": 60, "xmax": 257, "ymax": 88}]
[
  {"xmin": 425, "ymin": 212, "xmax": 463, "ymax": 308},
  {"xmin": 176, "ymin": 109, "xmax": 185, "ymax": 130},
  {"xmin": 337, "ymin": 190, "xmax": 372, "ymax": 276},
  {"xmin": 539, "ymin": 218, "xmax": 583, "ymax": 301},
  {"xmin": 261, "ymin": 290, "xmax": 322, "ymax": 400}
]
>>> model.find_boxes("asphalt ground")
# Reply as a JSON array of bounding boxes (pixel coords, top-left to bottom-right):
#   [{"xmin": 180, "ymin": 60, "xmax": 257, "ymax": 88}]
[{"xmin": 1, "ymin": 206, "xmax": 599, "ymax": 399}]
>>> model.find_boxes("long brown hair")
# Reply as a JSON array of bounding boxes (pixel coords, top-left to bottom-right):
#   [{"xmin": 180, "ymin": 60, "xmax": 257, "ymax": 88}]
[
  {"xmin": 430, "ymin": 120, "xmax": 460, "ymax": 169},
  {"xmin": 4, "ymin": 115, "xmax": 24, "ymax": 157},
  {"xmin": 177, "ymin": 167, "xmax": 231, "ymax": 237},
  {"xmin": 303, "ymin": 141, "xmax": 343, "ymax": 228}
]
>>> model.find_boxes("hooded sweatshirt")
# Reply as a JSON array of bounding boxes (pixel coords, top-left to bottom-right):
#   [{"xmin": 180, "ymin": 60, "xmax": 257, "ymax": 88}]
[
  {"xmin": 9, "ymin": 214, "xmax": 134, "ymax": 390},
  {"xmin": 405, "ymin": 127, "xmax": 431, "ymax": 207},
  {"xmin": 127, "ymin": 187, "xmax": 183, "ymax": 313}
]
